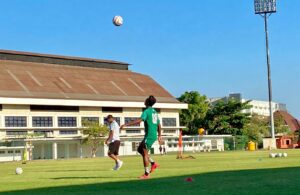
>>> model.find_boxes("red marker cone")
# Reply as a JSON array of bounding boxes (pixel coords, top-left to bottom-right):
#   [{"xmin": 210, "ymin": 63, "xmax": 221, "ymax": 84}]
[{"xmin": 185, "ymin": 177, "xmax": 193, "ymax": 182}]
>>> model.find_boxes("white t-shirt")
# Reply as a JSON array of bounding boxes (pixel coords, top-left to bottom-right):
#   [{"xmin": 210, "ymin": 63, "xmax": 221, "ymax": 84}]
[{"xmin": 109, "ymin": 120, "xmax": 120, "ymax": 142}]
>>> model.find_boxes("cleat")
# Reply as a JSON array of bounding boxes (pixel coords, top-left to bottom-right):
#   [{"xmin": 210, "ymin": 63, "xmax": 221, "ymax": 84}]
[
  {"xmin": 150, "ymin": 163, "xmax": 160, "ymax": 173},
  {"xmin": 138, "ymin": 174, "xmax": 150, "ymax": 180}
]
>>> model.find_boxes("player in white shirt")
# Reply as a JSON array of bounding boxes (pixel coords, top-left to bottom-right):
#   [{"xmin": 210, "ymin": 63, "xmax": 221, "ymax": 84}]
[{"xmin": 105, "ymin": 115, "xmax": 123, "ymax": 170}]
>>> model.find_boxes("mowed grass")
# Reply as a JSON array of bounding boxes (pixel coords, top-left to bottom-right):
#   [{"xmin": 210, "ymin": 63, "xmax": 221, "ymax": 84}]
[{"xmin": 0, "ymin": 150, "xmax": 300, "ymax": 195}]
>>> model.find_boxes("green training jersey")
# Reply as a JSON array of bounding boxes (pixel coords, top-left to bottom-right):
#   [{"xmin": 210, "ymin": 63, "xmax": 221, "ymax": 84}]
[{"xmin": 141, "ymin": 107, "xmax": 160, "ymax": 140}]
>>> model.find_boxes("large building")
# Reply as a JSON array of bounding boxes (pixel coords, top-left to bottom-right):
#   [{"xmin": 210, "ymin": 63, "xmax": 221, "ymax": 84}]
[
  {"xmin": 210, "ymin": 93, "xmax": 287, "ymax": 116},
  {"xmin": 0, "ymin": 50, "xmax": 188, "ymax": 162}
]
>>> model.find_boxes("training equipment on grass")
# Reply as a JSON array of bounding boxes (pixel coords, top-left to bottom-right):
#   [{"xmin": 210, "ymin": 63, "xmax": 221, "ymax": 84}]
[
  {"xmin": 269, "ymin": 153, "xmax": 276, "ymax": 158},
  {"xmin": 277, "ymin": 153, "xmax": 283, "ymax": 158},
  {"xmin": 185, "ymin": 177, "xmax": 194, "ymax": 182},
  {"xmin": 113, "ymin": 15, "xmax": 123, "ymax": 26},
  {"xmin": 282, "ymin": 153, "xmax": 288, "ymax": 157},
  {"xmin": 15, "ymin": 167, "xmax": 23, "ymax": 175}
]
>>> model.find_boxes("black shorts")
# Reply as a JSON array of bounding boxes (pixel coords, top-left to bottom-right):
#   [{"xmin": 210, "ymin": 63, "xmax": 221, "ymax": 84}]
[{"xmin": 108, "ymin": 140, "xmax": 120, "ymax": 155}]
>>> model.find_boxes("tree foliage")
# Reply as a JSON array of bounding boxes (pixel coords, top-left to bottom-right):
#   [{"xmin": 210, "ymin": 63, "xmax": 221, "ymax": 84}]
[
  {"xmin": 81, "ymin": 120, "xmax": 109, "ymax": 158},
  {"xmin": 204, "ymin": 100, "xmax": 252, "ymax": 135},
  {"xmin": 178, "ymin": 91, "xmax": 209, "ymax": 134}
]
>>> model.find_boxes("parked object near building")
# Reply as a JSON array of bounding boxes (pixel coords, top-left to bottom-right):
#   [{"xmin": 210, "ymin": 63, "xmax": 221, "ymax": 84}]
[{"xmin": 0, "ymin": 49, "xmax": 188, "ymax": 162}]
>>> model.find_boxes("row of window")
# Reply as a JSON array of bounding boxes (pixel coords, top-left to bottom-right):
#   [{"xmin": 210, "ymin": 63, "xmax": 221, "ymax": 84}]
[
  {"xmin": 0, "ymin": 150, "xmax": 21, "ymax": 154},
  {"xmin": 5, "ymin": 129, "xmax": 175, "ymax": 136},
  {"xmin": 6, "ymin": 130, "xmax": 78, "ymax": 136},
  {"xmin": 3, "ymin": 116, "xmax": 177, "ymax": 127}
]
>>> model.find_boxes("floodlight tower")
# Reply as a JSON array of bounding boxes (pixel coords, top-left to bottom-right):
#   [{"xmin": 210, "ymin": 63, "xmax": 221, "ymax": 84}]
[{"xmin": 254, "ymin": 0, "xmax": 276, "ymax": 143}]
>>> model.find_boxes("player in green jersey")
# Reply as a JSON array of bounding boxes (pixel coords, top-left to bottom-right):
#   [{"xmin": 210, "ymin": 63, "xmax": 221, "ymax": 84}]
[{"xmin": 120, "ymin": 95, "xmax": 162, "ymax": 179}]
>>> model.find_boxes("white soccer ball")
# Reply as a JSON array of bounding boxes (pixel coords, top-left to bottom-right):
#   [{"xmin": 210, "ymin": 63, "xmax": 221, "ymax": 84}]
[
  {"xmin": 269, "ymin": 153, "xmax": 276, "ymax": 158},
  {"xmin": 282, "ymin": 153, "xmax": 288, "ymax": 158},
  {"xmin": 15, "ymin": 167, "xmax": 23, "ymax": 175},
  {"xmin": 276, "ymin": 153, "xmax": 283, "ymax": 158},
  {"xmin": 113, "ymin": 15, "xmax": 123, "ymax": 26}
]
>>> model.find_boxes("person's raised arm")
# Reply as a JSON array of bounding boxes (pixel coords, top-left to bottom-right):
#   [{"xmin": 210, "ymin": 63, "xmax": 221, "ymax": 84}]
[{"xmin": 120, "ymin": 118, "xmax": 143, "ymax": 129}]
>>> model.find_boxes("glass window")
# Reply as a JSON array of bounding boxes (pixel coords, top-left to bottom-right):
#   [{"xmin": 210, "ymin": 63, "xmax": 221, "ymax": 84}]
[
  {"xmin": 58, "ymin": 117, "xmax": 77, "ymax": 127},
  {"xmin": 59, "ymin": 130, "xmax": 78, "ymax": 135},
  {"xmin": 32, "ymin": 117, "xmax": 53, "ymax": 127},
  {"xmin": 126, "ymin": 130, "xmax": 141, "ymax": 134},
  {"xmin": 82, "ymin": 117, "xmax": 99, "ymax": 126},
  {"xmin": 162, "ymin": 118, "xmax": 177, "ymax": 127},
  {"xmin": 5, "ymin": 116, "xmax": 27, "ymax": 127},
  {"xmin": 8, "ymin": 150, "xmax": 14, "ymax": 154},
  {"xmin": 15, "ymin": 150, "xmax": 21, "ymax": 153},
  {"xmin": 163, "ymin": 130, "xmax": 176, "ymax": 134},
  {"xmin": 34, "ymin": 130, "xmax": 53, "ymax": 136},
  {"xmin": 0, "ymin": 151, "xmax": 5, "ymax": 154},
  {"xmin": 125, "ymin": 117, "xmax": 140, "ymax": 127},
  {"xmin": 6, "ymin": 131, "xmax": 28, "ymax": 136},
  {"xmin": 103, "ymin": 117, "xmax": 120, "ymax": 126}
]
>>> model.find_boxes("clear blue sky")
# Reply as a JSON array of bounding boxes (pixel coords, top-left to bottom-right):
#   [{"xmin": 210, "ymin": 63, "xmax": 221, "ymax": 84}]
[{"xmin": 0, "ymin": 0, "xmax": 299, "ymax": 118}]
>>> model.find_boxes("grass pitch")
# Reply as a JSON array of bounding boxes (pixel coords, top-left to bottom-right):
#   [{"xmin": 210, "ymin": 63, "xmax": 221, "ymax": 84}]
[{"xmin": 0, "ymin": 150, "xmax": 300, "ymax": 195}]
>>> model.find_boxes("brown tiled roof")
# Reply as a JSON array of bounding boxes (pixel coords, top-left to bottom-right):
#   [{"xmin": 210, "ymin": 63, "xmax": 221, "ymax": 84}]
[
  {"xmin": 0, "ymin": 59, "xmax": 178, "ymax": 103},
  {"xmin": 0, "ymin": 49, "xmax": 130, "ymax": 70},
  {"xmin": 274, "ymin": 111, "xmax": 300, "ymax": 132}
]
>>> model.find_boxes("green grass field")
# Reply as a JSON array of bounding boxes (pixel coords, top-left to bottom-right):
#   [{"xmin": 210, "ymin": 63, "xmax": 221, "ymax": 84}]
[{"xmin": 0, "ymin": 150, "xmax": 299, "ymax": 195}]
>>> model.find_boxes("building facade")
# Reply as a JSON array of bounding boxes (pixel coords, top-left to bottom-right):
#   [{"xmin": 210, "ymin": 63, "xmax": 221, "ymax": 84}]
[
  {"xmin": 210, "ymin": 93, "xmax": 287, "ymax": 116},
  {"xmin": 0, "ymin": 50, "xmax": 187, "ymax": 162}
]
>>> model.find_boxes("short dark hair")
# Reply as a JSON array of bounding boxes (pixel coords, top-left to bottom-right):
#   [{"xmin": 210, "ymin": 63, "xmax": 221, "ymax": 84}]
[
  {"xmin": 106, "ymin": 115, "xmax": 113, "ymax": 119},
  {"xmin": 145, "ymin": 95, "xmax": 156, "ymax": 107}
]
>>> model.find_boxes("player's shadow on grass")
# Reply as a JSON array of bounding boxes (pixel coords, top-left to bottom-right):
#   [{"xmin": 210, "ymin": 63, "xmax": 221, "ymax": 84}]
[{"xmin": 3, "ymin": 166, "xmax": 300, "ymax": 195}]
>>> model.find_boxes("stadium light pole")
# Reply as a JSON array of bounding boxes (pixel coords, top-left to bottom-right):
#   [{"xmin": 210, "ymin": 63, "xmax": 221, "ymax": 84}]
[{"xmin": 254, "ymin": 0, "xmax": 276, "ymax": 142}]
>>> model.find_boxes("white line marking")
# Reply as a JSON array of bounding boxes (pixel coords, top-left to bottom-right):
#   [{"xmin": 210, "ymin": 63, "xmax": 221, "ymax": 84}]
[
  {"xmin": 26, "ymin": 71, "xmax": 43, "ymax": 86},
  {"xmin": 110, "ymin": 81, "xmax": 128, "ymax": 96},
  {"xmin": 6, "ymin": 70, "xmax": 30, "ymax": 93},
  {"xmin": 59, "ymin": 77, "xmax": 72, "ymax": 89},
  {"xmin": 86, "ymin": 84, "xmax": 99, "ymax": 94},
  {"xmin": 128, "ymin": 78, "xmax": 144, "ymax": 92}
]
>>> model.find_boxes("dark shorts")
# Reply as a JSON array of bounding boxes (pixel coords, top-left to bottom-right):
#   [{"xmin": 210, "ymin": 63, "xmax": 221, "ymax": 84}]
[{"xmin": 108, "ymin": 140, "xmax": 120, "ymax": 155}]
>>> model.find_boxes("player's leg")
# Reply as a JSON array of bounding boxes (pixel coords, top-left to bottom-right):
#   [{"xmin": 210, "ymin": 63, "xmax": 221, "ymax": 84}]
[
  {"xmin": 137, "ymin": 141, "xmax": 150, "ymax": 178},
  {"xmin": 114, "ymin": 141, "xmax": 123, "ymax": 170},
  {"xmin": 108, "ymin": 141, "xmax": 122, "ymax": 170}
]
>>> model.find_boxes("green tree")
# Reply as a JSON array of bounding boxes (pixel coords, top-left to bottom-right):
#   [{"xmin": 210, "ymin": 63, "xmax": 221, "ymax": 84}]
[
  {"xmin": 244, "ymin": 114, "xmax": 269, "ymax": 145},
  {"xmin": 81, "ymin": 120, "xmax": 109, "ymax": 158},
  {"xmin": 205, "ymin": 99, "xmax": 252, "ymax": 135},
  {"xmin": 178, "ymin": 91, "xmax": 209, "ymax": 134},
  {"xmin": 274, "ymin": 115, "xmax": 291, "ymax": 135}
]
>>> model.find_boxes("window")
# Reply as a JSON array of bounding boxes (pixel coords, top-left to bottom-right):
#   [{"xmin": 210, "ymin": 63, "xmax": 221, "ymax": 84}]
[
  {"xmin": 5, "ymin": 116, "xmax": 27, "ymax": 127},
  {"xmin": 59, "ymin": 130, "xmax": 78, "ymax": 135},
  {"xmin": 32, "ymin": 117, "xmax": 53, "ymax": 127},
  {"xmin": 0, "ymin": 104, "xmax": 2, "ymax": 111},
  {"xmin": 103, "ymin": 117, "xmax": 120, "ymax": 126},
  {"xmin": 125, "ymin": 117, "xmax": 140, "ymax": 127},
  {"xmin": 126, "ymin": 130, "xmax": 141, "ymax": 134},
  {"xmin": 102, "ymin": 107, "xmax": 123, "ymax": 113},
  {"xmin": 0, "ymin": 151, "xmax": 5, "ymax": 154},
  {"xmin": 15, "ymin": 150, "xmax": 21, "ymax": 153},
  {"xmin": 82, "ymin": 117, "xmax": 99, "ymax": 126},
  {"xmin": 162, "ymin": 118, "xmax": 177, "ymax": 127},
  {"xmin": 163, "ymin": 130, "xmax": 176, "ymax": 134},
  {"xmin": 6, "ymin": 131, "xmax": 28, "ymax": 136},
  {"xmin": 30, "ymin": 105, "xmax": 79, "ymax": 112},
  {"xmin": 34, "ymin": 130, "xmax": 53, "ymax": 136},
  {"xmin": 8, "ymin": 150, "xmax": 13, "ymax": 154},
  {"xmin": 58, "ymin": 117, "xmax": 77, "ymax": 127}
]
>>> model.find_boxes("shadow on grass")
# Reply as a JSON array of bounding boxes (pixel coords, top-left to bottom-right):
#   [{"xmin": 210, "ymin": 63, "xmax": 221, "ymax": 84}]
[
  {"xmin": 2, "ymin": 167, "xmax": 300, "ymax": 195},
  {"xmin": 51, "ymin": 176, "xmax": 134, "ymax": 180}
]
